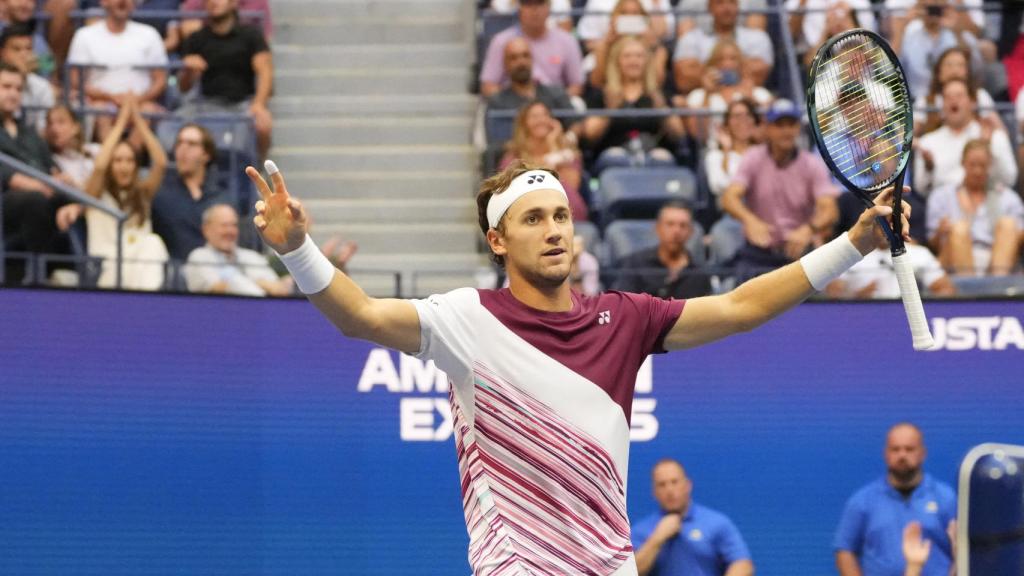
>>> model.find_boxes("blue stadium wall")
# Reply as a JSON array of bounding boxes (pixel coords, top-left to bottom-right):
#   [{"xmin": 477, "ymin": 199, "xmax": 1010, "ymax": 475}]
[{"xmin": 1, "ymin": 289, "xmax": 1022, "ymax": 575}]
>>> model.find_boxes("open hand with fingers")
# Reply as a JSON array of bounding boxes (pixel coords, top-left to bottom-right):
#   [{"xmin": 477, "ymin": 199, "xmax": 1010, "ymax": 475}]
[
  {"xmin": 246, "ymin": 160, "xmax": 309, "ymax": 254},
  {"xmin": 848, "ymin": 185, "xmax": 913, "ymax": 255}
]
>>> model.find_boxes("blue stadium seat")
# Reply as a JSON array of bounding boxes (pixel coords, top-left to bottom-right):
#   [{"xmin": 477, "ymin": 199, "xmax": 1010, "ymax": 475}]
[
  {"xmin": 958, "ymin": 444, "xmax": 1024, "ymax": 576},
  {"xmin": 595, "ymin": 166, "xmax": 698, "ymax": 224},
  {"xmin": 573, "ymin": 220, "xmax": 601, "ymax": 261},
  {"xmin": 602, "ymin": 219, "xmax": 706, "ymax": 269},
  {"xmin": 485, "ymin": 110, "xmax": 515, "ymax": 145}
]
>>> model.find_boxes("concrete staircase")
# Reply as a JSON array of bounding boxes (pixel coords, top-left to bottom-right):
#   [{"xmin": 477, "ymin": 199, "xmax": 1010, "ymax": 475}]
[{"xmin": 270, "ymin": 0, "xmax": 485, "ymax": 297}]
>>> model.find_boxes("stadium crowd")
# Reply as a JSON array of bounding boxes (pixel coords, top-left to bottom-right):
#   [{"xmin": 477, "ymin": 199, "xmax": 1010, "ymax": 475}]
[{"xmin": 480, "ymin": 0, "xmax": 1024, "ymax": 300}]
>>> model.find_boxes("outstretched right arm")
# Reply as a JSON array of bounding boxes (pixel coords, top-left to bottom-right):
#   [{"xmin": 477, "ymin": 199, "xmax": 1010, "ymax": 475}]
[{"xmin": 247, "ymin": 163, "xmax": 421, "ymax": 355}]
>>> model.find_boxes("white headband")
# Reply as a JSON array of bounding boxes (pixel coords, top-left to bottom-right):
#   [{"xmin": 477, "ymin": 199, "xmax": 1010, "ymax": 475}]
[{"xmin": 486, "ymin": 170, "xmax": 568, "ymax": 229}]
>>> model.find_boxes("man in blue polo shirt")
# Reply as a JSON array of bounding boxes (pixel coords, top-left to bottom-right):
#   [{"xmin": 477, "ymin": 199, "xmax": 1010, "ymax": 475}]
[
  {"xmin": 834, "ymin": 423, "xmax": 957, "ymax": 576},
  {"xmin": 632, "ymin": 459, "xmax": 754, "ymax": 576}
]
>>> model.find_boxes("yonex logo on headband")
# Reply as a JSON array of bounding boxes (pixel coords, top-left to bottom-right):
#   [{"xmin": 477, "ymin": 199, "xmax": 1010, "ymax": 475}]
[{"xmin": 486, "ymin": 169, "xmax": 568, "ymax": 229}]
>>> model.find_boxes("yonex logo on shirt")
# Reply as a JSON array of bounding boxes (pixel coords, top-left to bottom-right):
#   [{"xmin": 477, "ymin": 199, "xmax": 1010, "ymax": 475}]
[{"xmin": 598, "ymin": 311, "xmax": 611, "ymax": 325}]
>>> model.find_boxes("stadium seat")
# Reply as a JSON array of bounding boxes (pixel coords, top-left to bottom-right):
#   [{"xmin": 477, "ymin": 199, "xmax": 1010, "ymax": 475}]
[
  {"xmin": 602, "ymin": 219, "xmax": 705, "ymax": 269},
  {"xmin": 595, "ymin": 166, "xmax": 698, "ymax": 224},
  {"xmin": 958, "ymin": 443, "xmax": 1024, "ymax": 576}
]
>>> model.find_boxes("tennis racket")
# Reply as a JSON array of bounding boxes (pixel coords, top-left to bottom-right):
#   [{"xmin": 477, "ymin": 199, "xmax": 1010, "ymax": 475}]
[{"xmin": 807, "ymin": 28, "xmax": 935, "ymax": 350}]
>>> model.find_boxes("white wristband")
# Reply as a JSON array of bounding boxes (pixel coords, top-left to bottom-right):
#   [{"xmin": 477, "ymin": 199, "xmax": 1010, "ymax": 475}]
[
  {"xmin": 799, "ymin": 232, "xmax": 864, "ymax": 291},
  {"xmin": 276, "ymin": 234, "xmax": 335, "ymax": 295}
]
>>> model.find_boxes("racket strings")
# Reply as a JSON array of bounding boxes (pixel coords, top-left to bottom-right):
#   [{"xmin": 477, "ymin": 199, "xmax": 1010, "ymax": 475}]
[{"xmin": 813, "ymin": 34, "xmax": 910, "ymax": 191}]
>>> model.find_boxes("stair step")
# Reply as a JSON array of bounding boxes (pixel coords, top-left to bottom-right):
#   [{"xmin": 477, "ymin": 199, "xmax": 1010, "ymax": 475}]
[
  {"xmin": 275, "ymin": 0, "xmax": 472, "ymax": 21},
  {"xmin": 274, "ymin": 116, "xmax": 472, "ymax": 147},
  {"xmin": 282, "ymin": 171, "xmax": 476, "ymax": 200},
  {"xmin": 311, "ymin": 222, "xmax": 479, "ymax": 254},
  {"xmin": 274, "ymin": 43, "xmax": 472, "ymax": 69},
  {"xmin": 271, "ymin": 145, "xmax": 475, "ymax": 172},
  {"xmin": 274, "ymin": 18, "xmax": 467, "ymax": 45},
  {"xmin": 347, "ymin": 268, "xmax": 482, "ymax": 298},
  {"xmin": 275, "ymin": 67, "xmax": 470, "ymax": 97},
  {"xmin": 304, "ymin": 197, "xmax": 476, "ymax": 222},
  {"xmin": 270, "ymin": 94, "xmax": 477, "ymax": 117}
]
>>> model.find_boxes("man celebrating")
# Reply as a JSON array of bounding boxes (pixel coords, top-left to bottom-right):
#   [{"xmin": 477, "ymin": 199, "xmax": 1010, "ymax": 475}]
[
  {"xmin": 834, "ymin": 423, "xmax": 957, "ymax": 576},
  {"xmin": 246, "ymin": 158, "xmax": 909, "ymax": 575},
  {"xmin": 632, "ymin": 459, "xmax": 754, "ymax": 576}
]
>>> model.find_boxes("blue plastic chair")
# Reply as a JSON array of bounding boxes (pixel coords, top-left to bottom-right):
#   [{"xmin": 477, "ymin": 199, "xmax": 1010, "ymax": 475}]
[
  {"xmin": 958, "ymin": 444, "xmax": 1024, "ymax": 576},
  {"xmin": 595, "ymin": 167, "xmax": 698, "ymax": 225}
]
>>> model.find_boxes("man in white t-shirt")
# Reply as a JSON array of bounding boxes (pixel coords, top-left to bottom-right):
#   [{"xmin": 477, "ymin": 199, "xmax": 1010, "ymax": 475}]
[
  {"xmin": 67, "ymin": 0, "xmax": 168, "ymax": 140},
  {"xmin": 245, "ymin": 156, "xmax": 909, "ymax": 575},
  {"xmin": 672, "ymin": 0, "xmax": 774, "ymax": 94}
]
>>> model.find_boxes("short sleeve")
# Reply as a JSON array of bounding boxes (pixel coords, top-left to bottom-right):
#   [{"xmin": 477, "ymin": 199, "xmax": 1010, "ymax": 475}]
[
  {"xmin": 619, "ymin": 291, "xmax": 685, "ymax": 355},
  {"xmin": 731, "ymin": 147, "xmax": 759, "ymax": 190},
  {"xmin": 715, "ymin": 516, "xmax": 752, "ymax": 564},
  {"xmin": 673, "ymin": 30, "xmax": 701, "ymax": 62},
  {"xmin": 833, "ymin": 495, "xmax": 866, "ymax": 553},
  {"xmin": 246, "ymin": 26, "xmax": 270, "ymax": 55},
  {"xmin": 144, "ymin": 26, "xmax": 169, "ymax": 66},
  {"xmin": 67, "ymin": 29, "xmax": 88, "ymax": 64},
  {"xmin": 410, "ymin": 288, "xmax": 477, "ymax": 380},
  {"xmin": 480, "ymin": 32, "xmax": 512, "ymax": 85}
]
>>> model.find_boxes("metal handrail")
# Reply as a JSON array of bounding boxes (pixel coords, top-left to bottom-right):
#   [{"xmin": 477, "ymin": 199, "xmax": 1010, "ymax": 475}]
[
  {"xmin": 30, "ymin": 9, "xmax": 267, "ymax": 24},
  {"xmin": 479, "ymin": 1, "xmax": 1005, "ymax": 18},
  {"xmin": 0, "ymin": 151, "xmax": 127, "ymax": 288}
]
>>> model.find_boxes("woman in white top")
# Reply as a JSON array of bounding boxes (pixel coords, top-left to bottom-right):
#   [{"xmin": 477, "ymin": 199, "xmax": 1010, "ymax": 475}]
[
  {"xmin": 703, "ymin": 97, "xmax": 761, "ymax": 204},
  {"xmin": 684, "ymin": 38, "xmax": 772, "ymax": 145},
  {"xmin": 47, "ymin": 105, "xmax": 98, "ymax": 188},
  {"xmin": 586, "ymin": 0, "xmax": 670, "ymax": 89},
  {"xmin": 927, "ymin": 139, "xmax": 1024, "ymax": 276},
  {"xmin": 58, "ymin": 96, "xmax": 170, "ymax": 290}
]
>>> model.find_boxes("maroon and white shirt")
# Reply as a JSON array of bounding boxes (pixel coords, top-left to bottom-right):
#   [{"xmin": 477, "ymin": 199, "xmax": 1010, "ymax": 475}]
[{"xmin": 412, "ymin": 288, "xmax": 685, "ymax": 576}]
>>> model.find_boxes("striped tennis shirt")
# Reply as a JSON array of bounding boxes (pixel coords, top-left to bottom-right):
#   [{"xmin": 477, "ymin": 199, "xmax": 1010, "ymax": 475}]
[{"xmin": 412, "ymin": 287, "xmax": 685, "ymax": 575}]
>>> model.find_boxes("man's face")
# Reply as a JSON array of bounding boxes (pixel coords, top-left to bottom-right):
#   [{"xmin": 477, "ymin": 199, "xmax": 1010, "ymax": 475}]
[
  {"xmin": 203, "ymin": 205, "xmax": 240, "ymax": 253},
  {"xmin": 962, "ymin": 147, "xmax": 991, "ymax": 191},
  {"xmin": 766, "ymin": 117, "xmax": 800, "ymax": 155},
  {"xmin": 101, "ymin": 0, "xmax": 136, "ymax": 22},
  {"xmin": 655, "ymin": 207, "xmax": 692, "ymax": 254},
  {"xmin": 942, "ymin": 80, "xmax": 973, "ymax": 128},
  {"xmin": 504, "ymin": 38, "xmax": 533, "ymax": 84},
  {"xmin": 204, "ymin": 0, "xmax": 238, "ymax": 20},
  {"xmin": 0, "ymin": 35, "xmax": 32, "ymax": 74},
  {"xmin": 175, "ymin": 126, "xmax": 210, "ymax": 178},
  {"xmin": 5, "ymin": 0, "xmax": 36, "ymax": 23},
  {"xmin": 492, "ymin": 188, "xmax": 574, "ymax": 288},
  {"xmin": 0, "ymin": 69, "xmax": 24, "ymax": 115},
  {"xmin": 652, "ymin": 462, "xmax": 692, "ymax": 514},
  {"xmin": 921, "ymin": 0, "xmax": 948, "ymax": 26},
  {"xmin": 709, "ymin": 0, "xmax": 739, "ymax": 29},
  {"xmin": 885, "ymin": 425, "xmax": 926, "ymax": 484},
  {"xmin": 518, "ymin": 0, "xmax": 550, "ymax": 33}
]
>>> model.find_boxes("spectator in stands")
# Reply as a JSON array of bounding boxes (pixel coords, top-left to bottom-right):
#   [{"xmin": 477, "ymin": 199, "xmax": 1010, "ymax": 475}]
[
  {"xmin": 55, "ymin": 96, "xmax": 169, "ymax": 290},
  {"xmin": 796, "ymin": 1, "xmax": 868, "ymax": 69},
  {"xmin": 835, "ymin": 423, "xmax": 956, "ymax": 576},
  {"xmin": 632, "ymin": 458, "xmax": 754, "ymax": 576},
  {"xmin": 180, "ymin": 0, "xmax": 272, "ymax": 41},
  {"xmin": 0, "ymin": 24, "xmax": 55, "ymax": 133},
  {"xmin": 827, "ymin": 242, "xmax": 956, "ymax": 298},
  {"xmin": 914, "ymin": 78, "xmax": 1017, "ymax": 196},
  {"xmin": 585, "ymin": 0, "xmax": 670, "ymax": 90},
  {"xmin": 67, "ymin": 0, "xmax": 169, "ymax": 142},
  {"xmin": 683, "ymin": 38, "xmax": 772, "ymax": 144},
  {"xmin": 915, "ymin": 46, "xmax": 1000, "ymax": 136},
  {"xmin": 84, "ymin": 0, "xmax": 193, "ymax": 53},
  {"xmin": 500, "ymin": 100, "xmax": 588, "ymax": 220},
  {"xmin": 675, "ymin": 0, "xmax": 767, "ymax": 38},
  {"xmin": 479, "ymin": 0, "xmax": 584, "ymax": 98},
  {"xmin": 582, "ymin": 35, "xmax": 685, "ymax": 173},
  {"xmin": 0, "ymin": 62, "xmax": 75, "ymax": 284},
  {"xmin": 578, "ymin": 0, "xmax": 673, "ymax": 53},
  {"xmin": 152, "ymin": 122, "xmax": 234, "ymax": 261},
  {"xmin": 927, "ymin": 139, "xmax": 1024, "ymax": 276},
  {"xmin": 185, "ymin": 203, "xmax": 292, "ymax": 296},
  {"xmin": 673, "ymin": 0, "xmax": 773, "ymax": 96},
  {"xmin": 42, "ymin": 0, "xmax": 78, "ymax": 75},
  {"xmin": 179, "ymin": 0, "xmax": 274, "ymax": 160},
  {"xmin": 46, "ymin": 105, "xmax": 99, "ymax": 189},
  {"xmin": 490, "ymin": 0, "xmax": 573, "ymax": 32},
  {"xmin": 722, "ymin": 99, "xmax": 839, "ymax": 281},
  {"xmin": 788, "ymin": 0, "xmax": 875, "ymax": 64},
  {"xmin": 704, "ymin": 98, "xmax": 761, "ymax": 203},
  {"xmin": 0, "ymin": 0, "xmax": 55, "ymax": 78},
  {"xmin": 488, "ymin": 38, "xmax": 573, "ymax": 117},
  {"xmin": 569, "ymin": 234, "xmax": 600, "ymax": 295},
  {"xmin": 613, "ymin": 202, "xmax": 712, "ymax": 299},
  {"xmin": 891, "ymin": 0, "xmax": 981, "ymax": 99}
]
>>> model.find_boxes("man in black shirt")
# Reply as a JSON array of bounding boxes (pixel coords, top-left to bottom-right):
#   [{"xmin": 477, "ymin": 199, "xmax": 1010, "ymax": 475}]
[
  {"xmin": 612, "ymin": 201, "xmax": 712, "ymax": 299},
  {"xmin": 0, "ymin": 62, "xmax": 75, "ymax": 284},
  {"xmin": 180, "ymin": 0, "xmax": 272, "ymax": 159}
]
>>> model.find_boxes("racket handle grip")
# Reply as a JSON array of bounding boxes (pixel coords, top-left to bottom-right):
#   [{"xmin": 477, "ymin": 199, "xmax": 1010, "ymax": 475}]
[{"xmin": 892, "ymin": 253, "xmax": 935, "ymax": 350}]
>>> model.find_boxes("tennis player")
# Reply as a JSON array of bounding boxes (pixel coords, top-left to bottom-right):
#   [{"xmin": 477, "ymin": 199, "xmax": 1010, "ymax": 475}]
[{"xmin": 247, "ymin": 159, "xmax": 910, "ymax": 576}]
